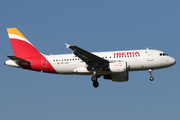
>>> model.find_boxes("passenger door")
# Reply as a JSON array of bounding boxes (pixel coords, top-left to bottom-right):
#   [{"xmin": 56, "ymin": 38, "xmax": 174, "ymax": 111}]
[
  {"xmin": 147, "ymin": 50, "xmax": 154, "ymax": 61},
  {"xmin": 41, "ymin": 57, "xmax": 47, "ymax": 67}
]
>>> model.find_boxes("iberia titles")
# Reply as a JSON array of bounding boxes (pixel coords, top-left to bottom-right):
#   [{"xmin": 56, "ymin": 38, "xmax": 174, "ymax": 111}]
[{"xmin": 114, "ymin": 51, "xmax": 140, "ymax": 56}]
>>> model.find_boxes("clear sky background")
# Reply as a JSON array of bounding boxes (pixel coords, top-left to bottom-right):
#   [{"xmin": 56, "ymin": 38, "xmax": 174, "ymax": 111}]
[{"xmin": 0, "ymin": 0, "xmax": 179, "ymax": 120}]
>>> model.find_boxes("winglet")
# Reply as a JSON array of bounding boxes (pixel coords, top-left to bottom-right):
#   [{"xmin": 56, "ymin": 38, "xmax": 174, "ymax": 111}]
[{"xmin": 65, "ymin": 43, "xmax": 71, "ymax": 48}]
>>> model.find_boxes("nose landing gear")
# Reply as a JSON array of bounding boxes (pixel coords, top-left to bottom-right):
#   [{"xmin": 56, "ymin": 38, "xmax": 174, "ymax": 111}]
[{"xmin": 148, "ymin": 69, "xmax": 154, "ymax": 81}]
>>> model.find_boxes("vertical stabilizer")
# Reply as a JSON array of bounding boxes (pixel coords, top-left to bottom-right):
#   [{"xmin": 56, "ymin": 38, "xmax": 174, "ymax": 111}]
[{"xmin": 7, "ymin": 28, "xmax": 42, "ymax": 59}]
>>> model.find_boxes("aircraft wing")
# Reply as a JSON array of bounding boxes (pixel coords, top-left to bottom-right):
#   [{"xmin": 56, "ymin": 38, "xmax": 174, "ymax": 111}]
[{"xmin": 65, "ymin": 43, "xmax": 108, "ymax": 64}]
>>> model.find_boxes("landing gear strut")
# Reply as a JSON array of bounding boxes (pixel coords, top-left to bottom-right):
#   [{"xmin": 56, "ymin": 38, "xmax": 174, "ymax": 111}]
[
  {"xmin": 148, "ymin": 69, "xmax": 154, "ymax": 81},
  {"xmin": 91, "ymin": 75, "xmax": 100, "ymax": 88}
]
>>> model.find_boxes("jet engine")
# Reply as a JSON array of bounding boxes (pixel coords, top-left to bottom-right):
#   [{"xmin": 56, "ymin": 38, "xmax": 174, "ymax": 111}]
[{"xmin": 109, "ymin": 62, "xmax": 127, "ymax": 73}]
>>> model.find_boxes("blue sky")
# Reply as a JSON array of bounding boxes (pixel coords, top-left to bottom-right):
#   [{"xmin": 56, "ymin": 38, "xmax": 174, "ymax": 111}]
[{"xmin": 0, "ymin": 0, "xmax": 179, "ymax": 120}]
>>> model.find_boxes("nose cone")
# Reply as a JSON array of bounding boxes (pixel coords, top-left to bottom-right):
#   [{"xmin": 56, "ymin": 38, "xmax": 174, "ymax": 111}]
[{"xmin": 169, "ymin": 57, "xmax": 176, "ymax": 66}]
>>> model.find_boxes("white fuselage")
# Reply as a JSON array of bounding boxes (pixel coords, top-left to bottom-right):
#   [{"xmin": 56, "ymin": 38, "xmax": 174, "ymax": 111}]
[{"xmin": 44, "ymin": 49, "xmax": 176, "ymax": 75}]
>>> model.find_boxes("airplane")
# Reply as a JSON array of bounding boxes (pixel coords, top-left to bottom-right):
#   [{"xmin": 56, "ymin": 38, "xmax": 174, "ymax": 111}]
[{"xmin": 4, "ymin": 28, "xmax": 176, "ymax": 88}]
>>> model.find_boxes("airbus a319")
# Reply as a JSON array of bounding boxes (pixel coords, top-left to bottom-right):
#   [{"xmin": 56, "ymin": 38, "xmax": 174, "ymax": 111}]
[{"xmin": 4, "ymin": 28, "xmax": 176, "ymax": 88}]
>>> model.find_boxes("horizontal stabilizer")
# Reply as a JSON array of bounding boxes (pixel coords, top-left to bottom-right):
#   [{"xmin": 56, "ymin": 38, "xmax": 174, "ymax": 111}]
[{"xmin": 7, "ymin": 55, "xmax": 30, "ymax": 63}]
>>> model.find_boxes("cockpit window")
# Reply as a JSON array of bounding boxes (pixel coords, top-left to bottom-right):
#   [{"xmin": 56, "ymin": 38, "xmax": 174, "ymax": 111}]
[
  {"xmin": 163, "ymin": 53, "xmax": 168, "ymax": 56},
  {"xmin": 160, "ymin": 53, "xmax": 168, "ymax": 56}
]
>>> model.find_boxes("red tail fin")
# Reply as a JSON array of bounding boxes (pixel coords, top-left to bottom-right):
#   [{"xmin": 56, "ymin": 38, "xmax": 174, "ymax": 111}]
[{"xmin": 7, "ymin": 28, "xmax": 42, "ymax": 59}]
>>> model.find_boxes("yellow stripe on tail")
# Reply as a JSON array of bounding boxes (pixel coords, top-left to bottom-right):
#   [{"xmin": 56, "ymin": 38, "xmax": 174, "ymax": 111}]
[{"xmin": 7, "ymin": 28, "xmax": 28, "ymax": 41}]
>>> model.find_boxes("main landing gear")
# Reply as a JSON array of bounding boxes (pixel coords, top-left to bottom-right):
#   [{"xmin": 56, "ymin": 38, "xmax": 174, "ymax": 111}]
[
  {"xmin": 148, "ymin": 69, "xmax": 154, "ymax": 81},
  {"xmin": 91, "ymin": 75, "xmax": 100, "ymax": 88}
]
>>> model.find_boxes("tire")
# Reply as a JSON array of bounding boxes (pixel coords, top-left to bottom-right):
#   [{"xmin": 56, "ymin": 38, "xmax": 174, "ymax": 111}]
[
  {"xmin": 93, "ymin": 81, "xmax": 99, "ymax": 88},
  {"xmin": 150, "ymin": 76, "xmax": 154, "ymax": 81}
]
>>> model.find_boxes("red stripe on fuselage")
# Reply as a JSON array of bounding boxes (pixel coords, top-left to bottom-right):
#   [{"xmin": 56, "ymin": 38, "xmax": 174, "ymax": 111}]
[
  {"xmin": 10, "ymin": 38, "xmax": 57, "ymax": 74},
  {"xmin": 21, "ymin": 56, "xmax": 57, "ymax": 74}
]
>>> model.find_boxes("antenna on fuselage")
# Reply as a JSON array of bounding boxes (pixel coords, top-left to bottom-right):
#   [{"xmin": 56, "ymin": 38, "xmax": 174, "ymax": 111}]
[{"xmin": 145, "ymin": 47, "xmax": 149, "ymax": 53}]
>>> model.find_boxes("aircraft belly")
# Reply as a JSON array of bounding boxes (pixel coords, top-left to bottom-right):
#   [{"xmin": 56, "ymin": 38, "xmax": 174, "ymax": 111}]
[
  {"xmin": 129, "ymin": 61, "xmax": 142, "ymax": 70},
  {"xmin": 129, "ymin": 60, "xmax": 163, "ymax": 71},
  {"xmin": 53, "ymin": 62, "xmax": 86, "ymax": 74}
]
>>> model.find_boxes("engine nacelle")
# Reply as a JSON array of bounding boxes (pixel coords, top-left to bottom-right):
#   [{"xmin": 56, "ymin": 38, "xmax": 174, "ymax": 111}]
[
  {"xmin": 109, "ymin": 62, "xmax": 127, "ymax": 73},
  {"xmin": 104, "ymin": 72, "xmax": 129, "ymax": 82}
]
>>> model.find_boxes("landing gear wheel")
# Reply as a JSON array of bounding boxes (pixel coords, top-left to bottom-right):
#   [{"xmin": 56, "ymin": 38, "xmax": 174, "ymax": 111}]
[
  {"xmin": 148, "ymin": 69, "xmax": 154, "ymax": 81},
  {"xmin": 91, "ymin": 75, "xmax": 100, "ymax": 88},
  {"xmin": 93, "ymin": 81, "xmax": 99, "ymax": 88},
  {"xmin": 91, "ymin": 75, "xmax": 97, "ymax": 82},
  {"xmin": 150, "ymin": 76, "xmax": 154, "ymax": 81}
]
